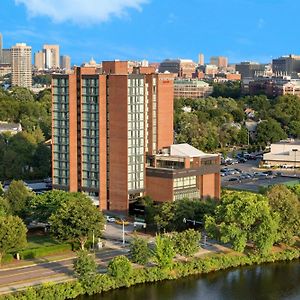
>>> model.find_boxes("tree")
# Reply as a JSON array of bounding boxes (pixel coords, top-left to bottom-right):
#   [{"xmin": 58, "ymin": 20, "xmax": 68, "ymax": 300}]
[
  {"xmin": 267, "ymin": 185, "xmax": 300, "ymax": 245},
  {"xmin": 49, "ymin": 194, "xmax": 105, "ymax": 249},
  {"xmin": 153, "ymin": 234, "xmax": 176, "ymax": 269},
  {"xmin": 129, "ymin": 236, "xmax": 151, "ymax": 265},
  {"xmin": 172, "ymin": 229, "xmax": 201, "ymax": 258},
  {"xmin": 0, "ymin": 197, "xmax": 9, "ymax": 217},
  {"xmin": 107, "ymin": 256, "xmax": 132, "ymax": 283},
  {"xmin": 256, "ymin": 118, "xmax": 287, "ymax": 144},
  {"xmin": 74, "ymin": 250, "xmax": 97, "ymax": 281},
  {"xmin": 4, "ymin": 180, "xmax": 33, "ymax": 217},
  {"xmin": 0, "ymin": 215, "xmax": 27, "ymax": 264},
  {"xmin": 28, "ymin": 190, "xmax": 76, "ymax": 223},
  {"xmin": 153, "ymin": 202, "xmax": 175, "ymax": 232},
  {"xmin": 205, "ymin": 191, "xmax": 279, "ymax": 254}
]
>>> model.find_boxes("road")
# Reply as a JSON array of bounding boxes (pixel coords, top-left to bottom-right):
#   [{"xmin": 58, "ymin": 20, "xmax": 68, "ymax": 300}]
[{"xmin": 0, "ymin": 248, "xmax": 126, "ymax": 295}]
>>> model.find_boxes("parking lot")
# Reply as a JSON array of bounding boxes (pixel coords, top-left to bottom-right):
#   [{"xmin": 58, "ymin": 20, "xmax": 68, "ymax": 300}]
[{"xmin": 221, "ymin": 159, "xmax": 300, "ymax": 193}]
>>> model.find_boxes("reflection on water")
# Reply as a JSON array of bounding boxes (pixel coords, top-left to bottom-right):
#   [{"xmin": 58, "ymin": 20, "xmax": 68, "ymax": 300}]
[{"xmin": 78, "ymin": 260, "xmax": 300, "ymax": 300}]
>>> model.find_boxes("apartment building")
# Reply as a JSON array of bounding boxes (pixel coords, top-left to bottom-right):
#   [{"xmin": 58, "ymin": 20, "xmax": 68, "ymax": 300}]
[{"xmin": 11, "ymin": 43, "xmax": 32, "ymax": 88}]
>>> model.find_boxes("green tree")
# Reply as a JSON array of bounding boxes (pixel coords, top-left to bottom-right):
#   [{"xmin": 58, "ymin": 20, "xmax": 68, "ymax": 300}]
[
  {"xmin": 0, "ymin": 197, "xmax": 9, "ymax": 217},
  {"xmin": 172, "ymin": 229, "xmax": 201, "ymax": 257},
  {"xmin": 288, "ymin": 120, "xmax": 300, "ymax": 138},
  {"xmin": 153, "ymin": 234, "xmax": 176, "ymax": 269},
  {"xmin": 4, "ymin": 180, "xmax": 33, "ymax": 217},
  {"xmin": 28, "ymin": 190, "xmax": 73, "ymax": 223},
  {"xmin": 74, "ymin": 250, "xmax": 97, "ymax": 281},
  {"xmin": 205, "ymin": 191, "xmax": 279, "ymax": 254},
  {"xmin": 267, "ymin": 185, "xmax": 300, "ymax": 245},
  {"xmin": 0, "ymin": 215, "xmax": 27, "ymax": 264},
  {"xmin": 49, "ymin": 194, "xmax": 105, "ymax": 249},
  {"xmin": 256, "ymin": 118, "xmax": 287, "ymax": 144},
  {"xmin": 107, "ymin": 256, "xmax": 133, "ymax": 283},
  {"xmin": 153, "ymin": 202, "xmax": 175, "ymax": 232},
  {"xmin": 129, "ymin": 236, "xmax": 151, "ymax": 265}
]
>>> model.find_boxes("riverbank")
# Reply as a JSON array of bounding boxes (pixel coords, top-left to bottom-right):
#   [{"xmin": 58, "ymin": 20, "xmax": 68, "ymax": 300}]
[{"xmin": 1, "ymin": 246, "xmax": 299, "ymax": 300}]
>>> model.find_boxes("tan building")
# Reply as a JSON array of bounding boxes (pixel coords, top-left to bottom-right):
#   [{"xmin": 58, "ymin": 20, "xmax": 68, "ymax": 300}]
[
  {"xmin": 43, "ymin": 44, "xmax": 60, "ymax": 69},
  {"xmin": 146, "ymin": 144, "xmax": 220, "ymax": 202},
  {"xmin": 263, "ymin": 140, "xmax": 300, "ymax": 167},
  {"xmin": 174, "ymin": 79, "xmax": 213, "ymax": 99},
  {"xmin": 11, "ymin": 43, "xmax": 32, "ymax": 88},
  {"xmin": 210, "ymin": 56, "xmax": 228, "ymax": 69},
  {"xmin": 198, "ymin": 53, "xmax": 204, "ymax": 66},
  {"xmin": 60, "ymin": 55, "xmax": 71, "ymax": 70},
  {"xmin": 34, "ymin": 50, "xmax": 45, "ymax": 70}
]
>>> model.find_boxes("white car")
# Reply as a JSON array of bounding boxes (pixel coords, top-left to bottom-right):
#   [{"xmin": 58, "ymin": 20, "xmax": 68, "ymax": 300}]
[{"xmin": 106, "ymin": 216, "xmax": 116, "ymax": 222}]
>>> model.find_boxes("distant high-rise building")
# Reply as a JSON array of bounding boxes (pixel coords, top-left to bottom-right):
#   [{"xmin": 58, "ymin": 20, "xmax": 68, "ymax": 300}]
[
  {"xmin": 198, "ymin": 53, "xmax": 204, "ymax": 66},
  {"xmin": 210, "ymin": 56, "xmax": 228, "ymax": 69},
  {"xmin": 159, "ymin": 59, "xmax": 196, "ymax": 78},
  {"xmin": 11, "ymin": 43, "xmax": 32, "ymax": 88},
  {"xmin": 34, "ymin": 50, "xmax": 45, "ymax": 70},
  {"xmin": 236, "ymin": 62, "xmax": 265, "ymax": 79},
  {"xmin": 272, "ymin": 55, "xmax": 300, "ymax": 77},
  {"xmin": 1, "ymin": 49, "xmax": 11, "ymax": 65},
  {"xmin": 43, "ymin": 44, "xmax": 60, "ymax": 69},
  {"xmin": 60, "ymin": 55, "xmax": 71, "ymax": 70}
]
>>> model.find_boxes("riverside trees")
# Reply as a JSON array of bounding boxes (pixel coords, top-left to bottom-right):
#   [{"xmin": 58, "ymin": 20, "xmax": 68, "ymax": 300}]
[{"xmin": 205, "ymin": 191, "xmax": 279, "ymax": 254}]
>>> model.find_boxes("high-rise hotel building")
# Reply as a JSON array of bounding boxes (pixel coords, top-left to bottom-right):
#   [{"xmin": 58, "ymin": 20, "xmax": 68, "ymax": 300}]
[
  {"xmin": 52, "ymin": 61, "xmax": 220, "ymax": 212},
  {"xmin": 52, "ymin": 62, "xmax": 174, "ymax": 212}
]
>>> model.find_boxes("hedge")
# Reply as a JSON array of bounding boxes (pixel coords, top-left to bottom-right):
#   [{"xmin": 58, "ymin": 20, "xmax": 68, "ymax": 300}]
[
  {"xmin": 1, "ymin": 248, "xmax": 300, "ymax": 300},
  {"xmin": 19, "ymin": 244, "xmax": 72, "ymax": 260}
]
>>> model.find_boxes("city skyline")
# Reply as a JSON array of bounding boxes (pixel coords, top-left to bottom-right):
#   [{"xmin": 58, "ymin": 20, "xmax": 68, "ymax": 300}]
[{"xmin": 1, "ymin": 0, "xmax": 300, "ymax": 64}]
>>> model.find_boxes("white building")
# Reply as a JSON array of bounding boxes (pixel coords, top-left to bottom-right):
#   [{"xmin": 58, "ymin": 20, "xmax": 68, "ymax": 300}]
[{"xmin": 263, "ymin": 140, "xmax": 300, "ymax": 167}]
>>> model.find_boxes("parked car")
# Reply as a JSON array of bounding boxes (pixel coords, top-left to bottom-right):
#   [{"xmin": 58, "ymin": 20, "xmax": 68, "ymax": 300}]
[
  {"xmin": 106, "ymin": 216, "xmax": 116, "ymax": 223},
  {"xmin": 115, "ymin": 219, "xmax": 130, "ymax": 226},
  {"xmin": 238, "ymin": 157, "xmax": 247, "ymax": 163},
  {"xmin": 228, "ymin": 177, "xmax": 240, "ymax": 182}
]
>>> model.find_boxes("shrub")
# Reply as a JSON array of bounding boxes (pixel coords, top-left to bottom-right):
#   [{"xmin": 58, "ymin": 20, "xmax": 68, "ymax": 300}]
[
  {"xmin": 172, "ymin": 229, "xmax": 201, "ymax": 257},
  {"xmin": 129, "ymin": 236, "xmax": 151, "ymax": 265}
]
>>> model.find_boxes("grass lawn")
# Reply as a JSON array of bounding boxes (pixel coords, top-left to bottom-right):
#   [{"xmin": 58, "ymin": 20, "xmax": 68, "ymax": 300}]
[{"xmin": 26, "ymin": 234, "xmax": 60, "ymax": 249}]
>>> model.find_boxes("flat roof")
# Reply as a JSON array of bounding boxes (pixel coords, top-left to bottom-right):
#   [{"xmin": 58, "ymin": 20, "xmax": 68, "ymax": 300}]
[{"xmin": 170, "ymin": 143, "xmax": 218, "ymax": 158}]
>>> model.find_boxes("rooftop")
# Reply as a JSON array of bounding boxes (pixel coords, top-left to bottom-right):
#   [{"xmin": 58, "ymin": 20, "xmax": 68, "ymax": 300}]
[{"xmin": 170, "ymin": 143, "xmax": 218, "ymax": 158}]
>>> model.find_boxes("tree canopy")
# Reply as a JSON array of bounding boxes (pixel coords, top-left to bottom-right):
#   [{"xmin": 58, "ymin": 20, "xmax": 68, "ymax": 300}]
[
  {"xmin": 49, "ymin": 194, "xmax": 105, "ymax": 249},
  {"xmin": 205, "ymin": 191, "xmax": 279, "ymax": 254},
  {"xmin": 0, "ymin": 215, "xmax": 27, "ymax": 264}
]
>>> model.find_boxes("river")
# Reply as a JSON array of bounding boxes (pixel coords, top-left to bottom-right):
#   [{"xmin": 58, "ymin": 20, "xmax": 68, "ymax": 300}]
[{"xmin": 79, "ymin": 260, "xmax": 300, "ymax": 300}]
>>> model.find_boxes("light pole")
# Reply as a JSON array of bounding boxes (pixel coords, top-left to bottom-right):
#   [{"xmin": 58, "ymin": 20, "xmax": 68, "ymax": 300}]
[
  {"xmin": 122, "ymin": 220, "xmax": 125, "ymax": 245},
  {"xmin": 292, "ymin": 149, "xmax": 298, "ymax": 175}
]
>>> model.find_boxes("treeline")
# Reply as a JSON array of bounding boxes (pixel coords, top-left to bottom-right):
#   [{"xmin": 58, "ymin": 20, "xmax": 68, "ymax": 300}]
[
  {"xmin": 0, "ymin": 87, "xmax": 51, "ymax": 180},
  {"xmin": 144, "ymin": 184, "xmax": 300, "ymax": 254},
  {"xmin": 175, "ymin": 94, "xmax": 300, "ymax": 151}
]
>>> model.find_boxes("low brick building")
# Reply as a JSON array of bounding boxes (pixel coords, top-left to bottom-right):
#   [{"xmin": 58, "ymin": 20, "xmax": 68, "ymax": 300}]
[{"xmin": 146, "ymin": 144, "xmax": 220, "ymax": 202}]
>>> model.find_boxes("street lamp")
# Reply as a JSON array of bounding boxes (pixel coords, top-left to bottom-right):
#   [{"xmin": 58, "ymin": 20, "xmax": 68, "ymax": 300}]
[
  {"xmin": 122, "ymin": 220, "xmax": 125, "ymax": 245},
  {"xmin": 292, "ymin": 149, "xmax": 298, "ymax": 175}
]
